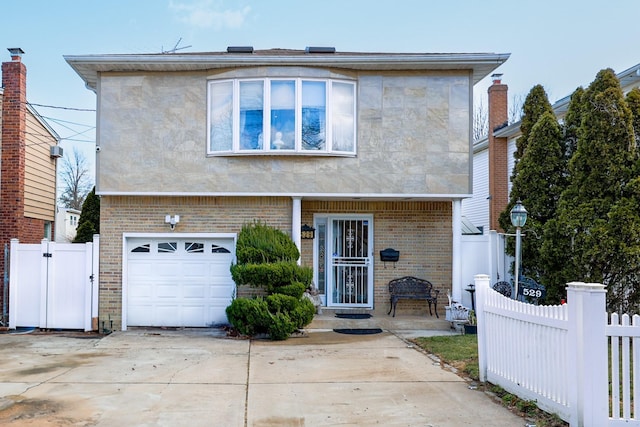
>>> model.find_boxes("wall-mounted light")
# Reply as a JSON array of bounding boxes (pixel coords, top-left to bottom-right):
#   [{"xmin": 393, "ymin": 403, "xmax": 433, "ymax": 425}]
[
  {"xmin": 301, "ymin": 224, "xmax": 315, "ymax": 239},
  {"xmin": 165, "ymin": 214, "xmax": 180, "ymax": 231}
]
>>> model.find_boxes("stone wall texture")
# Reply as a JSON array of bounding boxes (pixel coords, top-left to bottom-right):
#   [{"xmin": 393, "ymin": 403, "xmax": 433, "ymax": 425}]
[{"xmin": 97, "ymin": 68, "xmax": 471, "ymax": 196}]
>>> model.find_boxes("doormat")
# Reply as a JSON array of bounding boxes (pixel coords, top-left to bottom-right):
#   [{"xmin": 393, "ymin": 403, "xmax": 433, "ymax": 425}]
[
  {"xmin": 333, "ymin": 328, "xmax": 383, "ymax": 335},
  {"xmin": 335, "ymin": 313, "xmax": 372, "ymax": 319}
]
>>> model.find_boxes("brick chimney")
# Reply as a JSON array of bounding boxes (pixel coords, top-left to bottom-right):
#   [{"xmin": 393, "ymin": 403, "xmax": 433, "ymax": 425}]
[
  {"xmin": 0, "ymin": 48, "xmax": 28, "ymax": 320},
  {"xmin": 1, "ymin": 47, "xmax": 28, "ymax": 242},
  {"xmin": 487, "ymin": 73, "xmax": 508, "ymax": 232}
]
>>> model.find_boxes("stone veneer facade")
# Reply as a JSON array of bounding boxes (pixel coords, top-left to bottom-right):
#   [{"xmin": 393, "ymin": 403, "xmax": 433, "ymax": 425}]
[{"xmin": 97, "ymin": 69, "xmax": 471, "ymax": 196}]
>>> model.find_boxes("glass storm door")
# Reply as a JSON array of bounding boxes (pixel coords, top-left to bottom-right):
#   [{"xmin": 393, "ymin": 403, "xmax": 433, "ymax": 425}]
[{"xmin": 325, "ymin": 217, "xmax": 373, "ymax": 308}]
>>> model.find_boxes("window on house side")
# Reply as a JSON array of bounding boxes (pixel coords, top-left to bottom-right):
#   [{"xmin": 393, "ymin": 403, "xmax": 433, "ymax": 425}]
[{"xmin": 208, "ymin": 77, "xmax": 355, "ymax": 155}]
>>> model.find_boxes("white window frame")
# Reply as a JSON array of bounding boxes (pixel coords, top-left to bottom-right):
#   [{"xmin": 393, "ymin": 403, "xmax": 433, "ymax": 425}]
[{"xmin": 207, "ymin": 77, "xmax": 356, "ymax": 156}]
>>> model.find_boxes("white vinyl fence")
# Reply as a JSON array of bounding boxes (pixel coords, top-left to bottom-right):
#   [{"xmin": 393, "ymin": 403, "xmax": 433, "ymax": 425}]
[
  {"xmin": 475, "ymin": 274, "xmax": 640, "ymax": 427},
  {"xmin": 9, "ymin": 237, "xmax": 99, "ymax": 331}
]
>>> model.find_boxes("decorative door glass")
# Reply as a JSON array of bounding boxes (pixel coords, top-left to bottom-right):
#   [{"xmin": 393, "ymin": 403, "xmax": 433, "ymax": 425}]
[{"xmin": 329, "ymin": 218, "xmax": 372, "ymax": 306}]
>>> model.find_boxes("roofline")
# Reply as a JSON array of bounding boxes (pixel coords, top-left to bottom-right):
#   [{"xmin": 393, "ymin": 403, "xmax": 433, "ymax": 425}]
[
  {"xmin": 64, "ymin": 51, "xmax": 510, "ymax": 91},
  {"xmin": 94, "ymin": 190, "xmax": 473, "ymax": 201},
  {"xmin": 27, "ymin": 103, "xmax": 61, "ymax": 142},
  {"xmin": 0, "ymin": 87, "xmax": 60, "ymax": 142}
]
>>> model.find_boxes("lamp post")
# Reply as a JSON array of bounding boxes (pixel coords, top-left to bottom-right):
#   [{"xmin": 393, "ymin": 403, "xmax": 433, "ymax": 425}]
[{"xmin": 510, "ymin": 200, "xmax": 528, "ymax": 300}]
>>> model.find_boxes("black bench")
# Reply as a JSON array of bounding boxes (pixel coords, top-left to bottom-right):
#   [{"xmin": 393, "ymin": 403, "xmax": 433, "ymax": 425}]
[{"xmin": 387, "ymin": 276, "xmax": 439, "ymax": 318}]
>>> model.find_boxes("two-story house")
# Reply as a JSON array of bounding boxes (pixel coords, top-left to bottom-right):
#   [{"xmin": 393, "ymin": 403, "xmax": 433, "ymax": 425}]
[
  {"xmin": 66, "ymin": 47, "xmax": 509, "ymax": 331},
  {"xmin": 1, "ymin": 48, "xmax": 62, "ymax": 325}
]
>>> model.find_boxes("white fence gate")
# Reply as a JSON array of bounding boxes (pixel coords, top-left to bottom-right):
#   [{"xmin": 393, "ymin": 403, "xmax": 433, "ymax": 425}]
[
  {"xmin": 475, "ymin": 274, "xmax": 640, "ymax": 427},
  {"xmin": 460, "ymin": 232, "xmax": 512, "ymax": 308},
  {"xmin": 9, "ymin": 237, "xmax": 99, "ymax": 331}
]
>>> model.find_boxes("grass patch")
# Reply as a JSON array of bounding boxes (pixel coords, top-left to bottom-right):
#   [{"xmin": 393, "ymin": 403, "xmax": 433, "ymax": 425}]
[
  {"xmin": 412, "ymin": 334, "xmax": 568, "ymax": 427},
  {"xmin": 413, "ymin": 334, "xmax": 479, "ymax": 379}
]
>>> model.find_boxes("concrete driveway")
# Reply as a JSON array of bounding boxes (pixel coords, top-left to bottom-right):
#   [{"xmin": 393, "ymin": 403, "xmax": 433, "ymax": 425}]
[{"xmin": 0, "ymin": 329, "xmax": 524, "ymax": 426}]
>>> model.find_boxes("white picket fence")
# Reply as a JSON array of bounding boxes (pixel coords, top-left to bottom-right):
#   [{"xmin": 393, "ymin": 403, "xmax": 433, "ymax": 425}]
[{"xmin": 475, "ymin": 274, "xmax": 640, "ymax": 427}]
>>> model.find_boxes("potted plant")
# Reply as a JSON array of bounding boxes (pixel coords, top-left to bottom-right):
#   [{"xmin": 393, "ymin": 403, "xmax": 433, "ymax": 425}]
[{"xmin": 464, "ymin": 310, "xmax": 477, "ymax": 334}]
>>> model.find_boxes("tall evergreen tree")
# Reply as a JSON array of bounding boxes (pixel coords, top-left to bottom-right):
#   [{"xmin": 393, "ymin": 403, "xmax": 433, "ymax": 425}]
[
  {"xmin": 562, "ymin": 87, "xmax": 585, "ymax": 161},
  {"xmin": 506, "ymin": 112, "xmax": 566, "ymax": 282},
  {"xmin": 498, "ymin": 85, "xmax": 555, "ymax": 245},
  {"xmin": 498, "ymin": 85, "xmax": 562, "ymax": 279},
  {"xmin": 73, "ymin": 186, "xmax": 100, "ymax": 243},
  {"xmin": 541, "ymin": 69, "xmax": 637, "ymax": 308},
  {"xmin": 514, "ymin": 84, "xmax": 554, "ymax": 161},
  {"xmin": 626, "ymin": 87, "xmax": 640, "ymax": 152}
]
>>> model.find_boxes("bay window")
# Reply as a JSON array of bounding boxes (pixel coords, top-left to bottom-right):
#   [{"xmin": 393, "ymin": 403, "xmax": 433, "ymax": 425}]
[{"xmin": 208, "ymin": 77, "xmax": 356, "ymax": 155}]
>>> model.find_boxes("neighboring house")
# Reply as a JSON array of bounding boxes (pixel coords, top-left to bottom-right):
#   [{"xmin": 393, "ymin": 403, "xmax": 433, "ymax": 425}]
[
  {"xmin": 54, "ymin": 207, "xmax": 81, "ymax": 242},
  {"xmin": 0, "ymin": 48, "xmax": 62, "ymax": 323},
  {"xmin": 462, "ymin": 63, "xmax": 640, "ymax": 282},
  {"xmin": 66, "ymin": 47, "xmax": 509, "ymax": 331}
]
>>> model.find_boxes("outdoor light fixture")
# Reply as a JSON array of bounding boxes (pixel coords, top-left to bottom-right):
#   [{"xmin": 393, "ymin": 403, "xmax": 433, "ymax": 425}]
[
  {"xmin": 510, "ymin": 200, "xmax": 528, "ymax": 228},
  {"xmin": 301, "ymin": 224, "xmax": 315, "ymax": 239},
  {"xmin": 165, "ymin": 214, "xmax": 180, "ymax": 231},
  {"xmin": 510, "ymin": 200, "xmax": 528, "ymax": 299}
]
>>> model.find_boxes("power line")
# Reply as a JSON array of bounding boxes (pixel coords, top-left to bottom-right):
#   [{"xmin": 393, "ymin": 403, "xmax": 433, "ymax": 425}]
[
  {"xmin": 27, "ymin": 102, "xmax": 95, "ymax": 112},
  {"xmin": 42, "ymin": 116, "xmax": 95, "ymax": 128}
]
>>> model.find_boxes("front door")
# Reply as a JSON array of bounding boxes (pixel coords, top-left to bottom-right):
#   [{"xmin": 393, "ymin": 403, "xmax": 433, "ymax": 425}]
[{"xmin": 315, "ymin": 215, "xmax": 373, "ymax": 308}]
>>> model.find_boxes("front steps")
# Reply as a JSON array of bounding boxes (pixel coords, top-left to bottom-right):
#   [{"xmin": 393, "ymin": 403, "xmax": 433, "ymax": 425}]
[{"xmin": 307, "ymin": 308, "xmax": 451, "ymax": 332}]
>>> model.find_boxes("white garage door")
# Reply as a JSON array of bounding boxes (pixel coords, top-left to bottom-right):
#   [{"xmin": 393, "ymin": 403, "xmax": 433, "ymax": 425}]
[{"xmin": 126, "ymin": 237, "xmax": 235, "ymax": 327}]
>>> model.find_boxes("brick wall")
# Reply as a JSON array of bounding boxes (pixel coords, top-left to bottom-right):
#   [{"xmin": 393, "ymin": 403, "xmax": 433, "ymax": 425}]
[
  {"xmin": 488, "ymin": 76, "xmax": 509, "ymax": 232},
  {"xmin": 99, "ymin": 196, "xmax": 292, "ymax": 329},
  {"xmin": 0, "ymin": 53, "xmax": 46, "ymax": 320},
  {"xmin": 302, "ymin": 200, "xmax": 452, "ymax": 316},
  {"xmin": 100, "ymin": 196, "xmax": 453, "ymax": 328}
]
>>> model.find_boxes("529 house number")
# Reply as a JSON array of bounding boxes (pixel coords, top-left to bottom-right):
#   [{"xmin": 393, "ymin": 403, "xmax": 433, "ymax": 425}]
[{"xmin": 522, "ymin": 288, "xmax": 543, "ymax": 298}]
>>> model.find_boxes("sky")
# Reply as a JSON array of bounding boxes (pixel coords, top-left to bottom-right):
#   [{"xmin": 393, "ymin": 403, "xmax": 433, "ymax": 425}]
[{"xmin": 2, "ymin": 0, "xmax": 639, "ymax": 186}]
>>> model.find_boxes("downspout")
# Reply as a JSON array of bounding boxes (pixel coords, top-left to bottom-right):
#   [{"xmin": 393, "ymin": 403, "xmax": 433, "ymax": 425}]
[
  {"xmin": 291, "ymin": 197, "xmax": 302, "ymax": 265},
  {"xmin": 452, "ymin": 200, "xmax": 462, "ymax": 303}
]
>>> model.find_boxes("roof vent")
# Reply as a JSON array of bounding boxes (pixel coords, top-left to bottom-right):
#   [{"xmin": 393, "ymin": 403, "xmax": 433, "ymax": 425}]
[
  {"xmin": 227, "ymin": 46, "xmax": 254, "ymax": 53},
  {"xmin": 305, "ymin": 46, "xmax": 336, "ymax": 54}
]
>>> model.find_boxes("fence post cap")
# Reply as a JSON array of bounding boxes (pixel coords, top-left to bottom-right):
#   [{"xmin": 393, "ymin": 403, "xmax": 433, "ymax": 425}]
[{"xmin": 566, "ymin": 282, "xmax": 606, "ymax": 292}]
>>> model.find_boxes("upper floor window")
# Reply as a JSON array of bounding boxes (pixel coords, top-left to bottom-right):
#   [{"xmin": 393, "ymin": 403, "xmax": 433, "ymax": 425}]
[{"xmin": 208, "ymin": 78, "xmax": 356, "ymax": 155}]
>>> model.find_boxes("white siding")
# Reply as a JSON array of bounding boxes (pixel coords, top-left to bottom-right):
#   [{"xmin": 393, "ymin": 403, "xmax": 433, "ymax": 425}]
[
  {"xmin": 462, "ymin": 148, "xmax": 490, "ymax": 231},
  {"xmin": 507, "ymin": 137, "xmax": 517, "ymax": 196}
]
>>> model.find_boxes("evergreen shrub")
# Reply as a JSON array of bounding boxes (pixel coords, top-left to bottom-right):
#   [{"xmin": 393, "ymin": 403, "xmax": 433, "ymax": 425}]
[{"xmin": 226, "ymin": 221, "xmax": 316, "ymax": 340}]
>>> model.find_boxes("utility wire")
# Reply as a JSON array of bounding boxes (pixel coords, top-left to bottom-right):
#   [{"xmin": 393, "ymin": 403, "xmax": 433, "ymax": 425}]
[
  {"xmin": 42, "ymin": 116, "xmax": 95, "ymax": 128},
  {"xmin": 26, "ymin": 102, "xmax": 95, "ymax": 112}
]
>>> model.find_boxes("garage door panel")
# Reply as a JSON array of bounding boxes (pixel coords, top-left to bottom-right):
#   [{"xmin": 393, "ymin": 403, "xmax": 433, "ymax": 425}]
[
  {"xmin": 182, "ymin": 306, "xmax": 206, "ymax": 324},
  {"xmin": 157, "ymin": 284, "xmax": 182, "ymax": 298},
  {"xmin": 210, "ymin": 285, "xmax": 235, "ymax": 298},
  {"xmin": 128, "ymin": 261, "xmax": 155, "ymax": 277},
  {"xmin": 183, "ymin": 262, "xmax": 209, "ymax": 277},
  {"xmin": 127, "ymin": 237, "xmax": 235, "ymax": 328},
  {"xmin": 183, "ymin": 285, "xmax": 206, "ymax": 298},
  {"xmin": 156, "ymin": 305, "xmax": 182, "ymax": 321},
  {"xmin": 128, "ymin": 305, "xmax": 154, "ymax": 325},
  {"xmin": 156, "ymin": 261, "xmax": 183, "ymax": 277},
  {"xmin": 209, "ymin": 257, "xmax": 232, "ymax": 270},
  {"xmin": 129, "ymin": 284, "xmax": 153, "ymax": 298}
]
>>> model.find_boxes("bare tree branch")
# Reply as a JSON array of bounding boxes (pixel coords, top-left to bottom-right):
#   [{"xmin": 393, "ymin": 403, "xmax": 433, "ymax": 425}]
[
  {"xmin": 473, "ymin": 98, "xmax": 489, "ymax": 142},
  {"xmin": 58, "ymin": 147, "xmax": 93, "ymax": 210}
]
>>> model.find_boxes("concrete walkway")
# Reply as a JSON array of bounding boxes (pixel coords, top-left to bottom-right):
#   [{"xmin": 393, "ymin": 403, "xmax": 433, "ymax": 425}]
[{"xmin": 0, "ymin": 328, "xmax": 524, "ymax": 426}]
